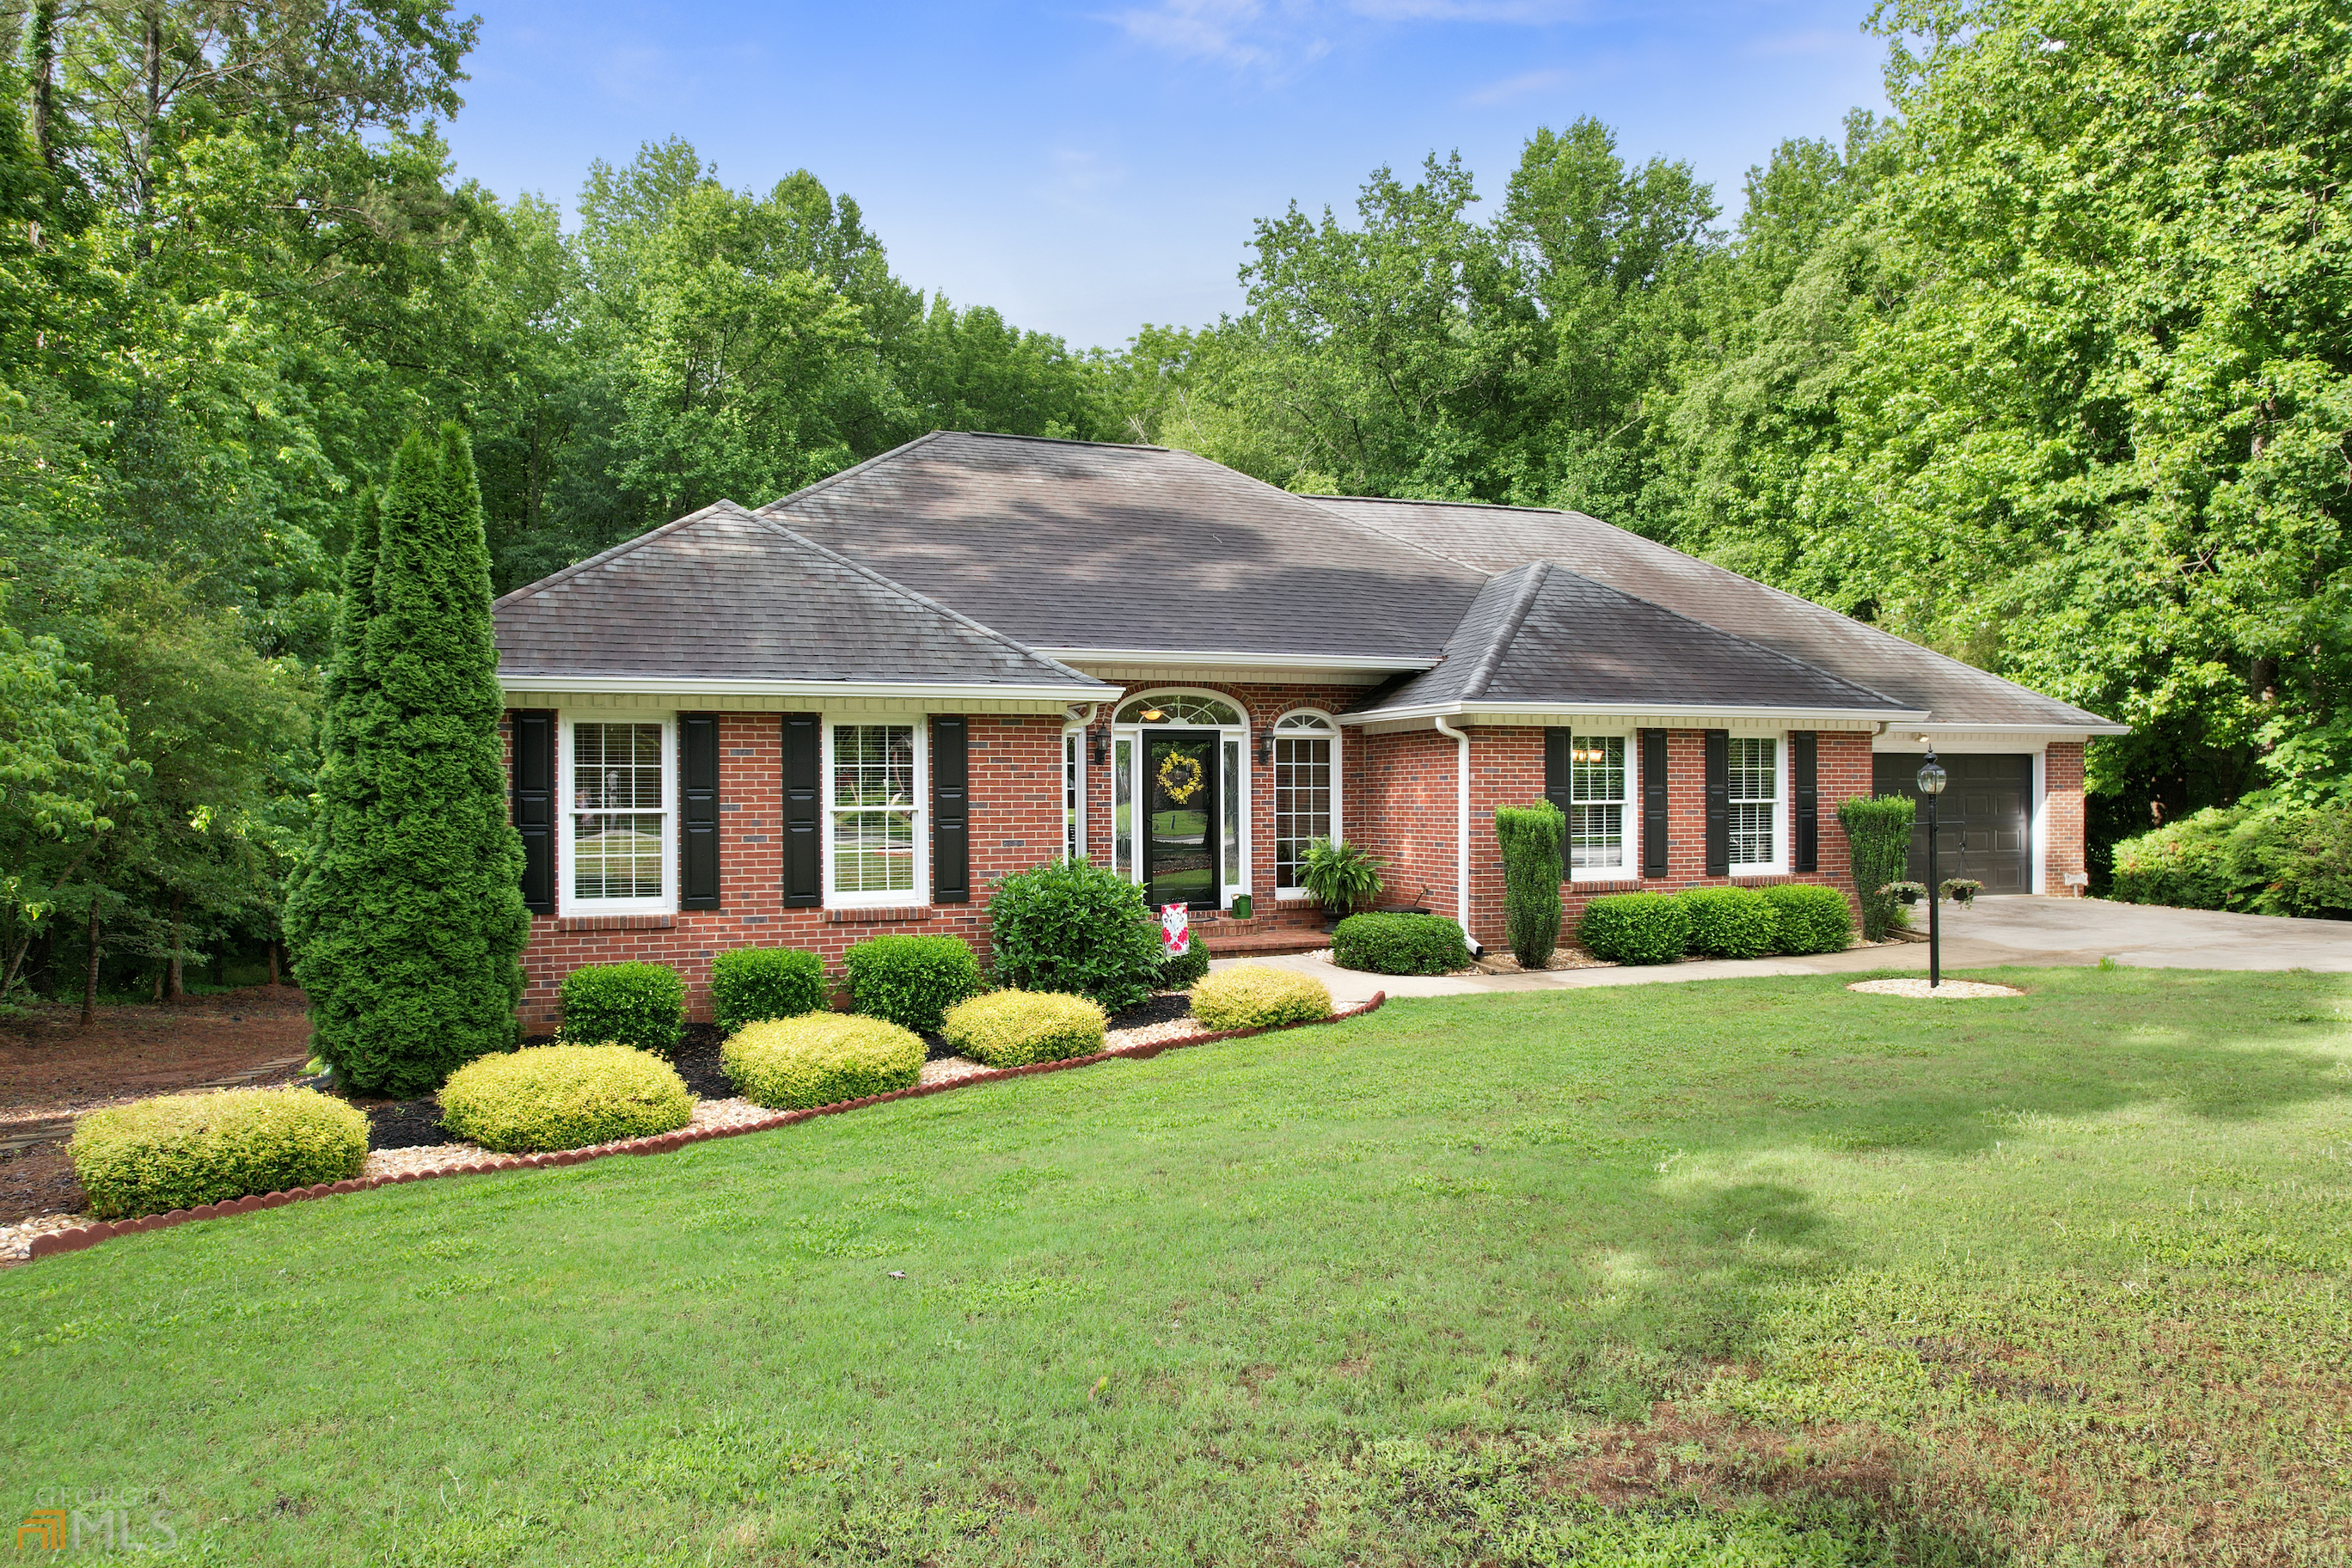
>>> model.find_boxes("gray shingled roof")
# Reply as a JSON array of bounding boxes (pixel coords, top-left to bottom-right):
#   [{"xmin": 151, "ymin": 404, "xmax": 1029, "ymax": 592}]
[
  {"xmin": 494, "ymin": 501, "xmax": 1112, "ymax": 691},
  {"xmin": 1357, "ymin": 562, "xmax": 1919, "ymax": 717},
  {"xmin": 755, "ymin": 432, "xmax": 1485, "ymax": 660},
  {"xmin": 1308, "ymin": 495, "xmax": 2122, "ymax": 730}
]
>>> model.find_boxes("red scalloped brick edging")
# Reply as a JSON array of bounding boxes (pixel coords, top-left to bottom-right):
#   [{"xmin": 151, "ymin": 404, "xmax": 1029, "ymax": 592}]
[{"xmin": 23, "ymin": 992, "xmax": 1386, "ymax": 1265}]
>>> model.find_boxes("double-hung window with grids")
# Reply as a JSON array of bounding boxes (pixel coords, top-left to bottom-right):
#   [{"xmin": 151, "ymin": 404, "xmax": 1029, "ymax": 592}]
[
  {"xmin": 1565, "ymin": 734, "xmax": 1632, "ymax": 876},
  {"xmin": 566, "ymin": 719, "xmax": 672, "ymax": 911},
  {"xmin": 828, "ymin": 722, "xmax": 922, "ymax": 903},
  {"xmin": 1727, "ymin": 736, "xmax": 1782, "ymax": 869}
]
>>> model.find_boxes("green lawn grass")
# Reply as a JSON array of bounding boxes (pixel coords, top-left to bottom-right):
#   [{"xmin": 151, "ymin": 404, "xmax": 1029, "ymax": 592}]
[{"xmin": 7, "ymin": 967, "xmax": 2350, "ymax": 1565}]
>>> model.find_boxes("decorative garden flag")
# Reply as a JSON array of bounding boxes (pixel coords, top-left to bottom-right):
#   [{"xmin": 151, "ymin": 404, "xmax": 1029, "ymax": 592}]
[{"xmin": 1161, "ymin": 903, "xmax": 1191, "ymax": 958}]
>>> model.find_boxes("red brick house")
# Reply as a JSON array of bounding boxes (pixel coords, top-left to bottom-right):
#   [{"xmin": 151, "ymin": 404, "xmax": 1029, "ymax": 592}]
[{"xmin": 493, "ymin": 432, "xmax": 2125, "ymax": 1021}]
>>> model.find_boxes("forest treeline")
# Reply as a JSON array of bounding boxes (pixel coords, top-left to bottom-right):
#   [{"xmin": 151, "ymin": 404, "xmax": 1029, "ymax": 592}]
[{"xmin": 1, "ymin": 0, "xmax": 2344, "ymax": 1000}]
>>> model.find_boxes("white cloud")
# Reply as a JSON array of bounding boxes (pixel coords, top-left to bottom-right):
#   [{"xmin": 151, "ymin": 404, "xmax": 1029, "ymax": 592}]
[
  {"xmin": 1099, "ymin": 0, "xmax": 1582, "ymax": 71},
  {"xmin": 1463, "ymin": 65, "xmax": 1575, "ymax": 104}
]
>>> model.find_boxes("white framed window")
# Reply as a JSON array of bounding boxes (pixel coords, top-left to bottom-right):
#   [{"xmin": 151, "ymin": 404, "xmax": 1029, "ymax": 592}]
[
  {"xmin": 1062, "ymin": 726, "xmax": 1087, "ymax": 862},
  {"xmin": 1728, "ymin": 735, "xmax": 1784, "ymax": 871},
  {"xmin": 1566, "ymin": 733, "xmax": 1632, "ymax": 879},
  {"xmin": 1272, "ymin": 710, "xmax": 1339, "ymax": 894},
  {"xmin": 824, "ymin": 720, "xmax": 926, "ymax": 906},
  {"xmin": 560, "ymin": 715, "xmax": 675, "ymax": 914}
]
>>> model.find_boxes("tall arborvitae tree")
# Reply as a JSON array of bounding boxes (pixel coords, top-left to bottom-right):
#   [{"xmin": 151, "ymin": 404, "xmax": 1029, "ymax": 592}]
[
  {"xmin": 305, "ymin": 426, "xmax": 527, "ymax": 1094},
  {"xmin": 285, "ymin": 488, "xmax": 382, "ymax": 1044}
]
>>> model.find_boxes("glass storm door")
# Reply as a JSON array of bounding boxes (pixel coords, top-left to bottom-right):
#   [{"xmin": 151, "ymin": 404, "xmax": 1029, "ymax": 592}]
[{"xmin": 1144, "ymin": 732, "xmax": 1219, "ymax": 910}]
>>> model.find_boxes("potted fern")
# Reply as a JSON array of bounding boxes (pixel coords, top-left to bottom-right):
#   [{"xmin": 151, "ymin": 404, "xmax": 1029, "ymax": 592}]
[{"xmin": 1297, "ymin": 837, "xmax": 1385, "ymax": 928}]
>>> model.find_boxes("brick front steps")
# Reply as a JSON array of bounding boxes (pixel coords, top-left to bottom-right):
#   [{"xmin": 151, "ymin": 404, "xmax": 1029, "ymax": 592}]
[
  {"xmin": 1195, "ymin": 926, "xmax": 1331, "ymax": 958},
  {"xmin": 21, "ymin": 992, "xmax": 1387, "ymax": 1265}
]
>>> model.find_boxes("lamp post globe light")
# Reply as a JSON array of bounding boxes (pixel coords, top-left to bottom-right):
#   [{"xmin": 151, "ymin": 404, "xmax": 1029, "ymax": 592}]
[{"xmin": 1916, "ymin": 745, "xmax": 1949, "ymax": 989}]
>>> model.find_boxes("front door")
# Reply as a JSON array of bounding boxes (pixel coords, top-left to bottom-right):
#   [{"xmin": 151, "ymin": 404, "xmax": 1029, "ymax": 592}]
[{"xmin": 1145, "ymin": 732, "xmax": 1219, "ymax": 910}]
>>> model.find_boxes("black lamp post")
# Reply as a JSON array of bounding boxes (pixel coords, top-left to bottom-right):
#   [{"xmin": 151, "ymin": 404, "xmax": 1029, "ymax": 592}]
[{"xmin": 1916, "ymin": 746, "xmax": 1948, "ymax": 989}]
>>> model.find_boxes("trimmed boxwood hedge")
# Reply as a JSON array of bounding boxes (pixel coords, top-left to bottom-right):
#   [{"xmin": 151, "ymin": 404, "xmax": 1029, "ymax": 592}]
[
  {"xmin": 439, "ymin": 1044, "xmax": 693, "ymax": 1153},
  {"xmin": 1762, "ymin": 884, "xmax": 1854, "ymax": 955},
  {"xmin": 842, "ymin": 935, "xmax": 983, "ymax": 1035},
  {"xmin": 708, "ymin": 947, "xmax": 827, "ymax": 1034},
  {"xmin": 1678, "ymin": 886, "xmax": 1779, "ymax": 959},
  {"xmin": 941, "ymin": 989, "xmax": 1108, "ymax": 1068},
  {"xmin": 1191, "ymin": 965, "xmax": 1333, "ymax": 1031},
  {"xmin": 1577, "ymin": 892, "xmax": 1691, "ymax": 965},
  {"xmin": 1158, "ymin": 940, "xmax": 1211, "ymax": 990},
  {"xmin": 560, "ymin": 961, "xmax": 686, "ymax": 1057},
  {"xmin": 723, "ymin": 1014, "xmax": 926, "ymax": 1110},
  {"xmin": 70, "ymin": 1087, "xmax": 369, "ymax": 1220},
  {"xmin": 1331, "ymin": 912, "xmax": 1472, "ymax": 976},
  {"xmin": 986, "ymin": 859, "xmax": 1164, "ymax": 1014}
]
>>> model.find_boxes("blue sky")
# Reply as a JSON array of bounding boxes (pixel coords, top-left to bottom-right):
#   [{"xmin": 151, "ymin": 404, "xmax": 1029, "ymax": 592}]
[{"xmin": 443, "ymin": 1, "xmax": 1890, "ymax": 351}]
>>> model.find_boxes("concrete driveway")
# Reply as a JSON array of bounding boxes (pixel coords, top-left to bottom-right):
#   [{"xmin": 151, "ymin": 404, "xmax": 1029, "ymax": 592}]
[{"xmin": 1212, "ymin": 896, "xmax": 2350, "ymax": 1008}]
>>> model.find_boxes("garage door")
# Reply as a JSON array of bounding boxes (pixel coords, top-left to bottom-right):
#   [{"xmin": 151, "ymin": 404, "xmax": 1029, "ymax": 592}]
[{"xmin": 1871, "ymin": 753, "xmax": 2033, "ymax": 894}]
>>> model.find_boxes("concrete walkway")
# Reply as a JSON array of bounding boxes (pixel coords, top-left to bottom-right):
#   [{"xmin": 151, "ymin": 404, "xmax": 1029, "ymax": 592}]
[{"xmin": 1210, "ymin": 896, "xmax": 2351, "ymax": 1008}]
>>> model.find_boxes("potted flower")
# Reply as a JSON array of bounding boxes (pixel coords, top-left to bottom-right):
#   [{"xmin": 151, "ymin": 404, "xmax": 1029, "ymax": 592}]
[
  {"xmin": 1879, "ymin": 880, "xmax": 1927, "ymax": 907},
  {"xmin": 1297, "ymin": 836, "xmax": 1385, "ymax": 929},
  {"xmin": 1940, "ymin": 878, "xmax": 1983, "ymax": 907}
]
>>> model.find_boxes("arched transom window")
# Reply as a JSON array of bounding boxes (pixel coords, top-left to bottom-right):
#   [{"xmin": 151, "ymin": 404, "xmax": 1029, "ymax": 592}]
[
  {"xmin": 1272, "ymin": 710, "xmax": 1339, "ymax": 891},
  {"xmin": 1116, "ymin": 694, "xmax": 1242, "ymax": 726}
]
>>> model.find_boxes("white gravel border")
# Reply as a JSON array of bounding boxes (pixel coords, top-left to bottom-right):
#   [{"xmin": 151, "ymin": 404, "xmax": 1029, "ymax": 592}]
[{"xmin": 1846, "ymin": 977, "xmax": 2025, "ymax": 999}]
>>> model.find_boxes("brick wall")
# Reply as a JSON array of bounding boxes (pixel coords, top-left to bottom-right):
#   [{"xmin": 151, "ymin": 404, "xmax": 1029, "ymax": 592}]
[
  {"xmin": 513, "ymin": 710, "xmax": 1061, "ymax": 1025},
  {"xmin": 2043, "ymin": 741, "xmax": 2086, "ymax": 891},
  {"xmin": 1353, "ymin": 727, "xmax": 1463, "ymax": 919},
  {"xmin": 1457, "ymin": 725, "xmax": 1879, "ymax": 950}
]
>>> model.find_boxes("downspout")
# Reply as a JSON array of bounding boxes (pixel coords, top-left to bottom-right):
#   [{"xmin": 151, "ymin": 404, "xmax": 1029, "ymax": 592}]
[{"xmin": 1432, "ymin": 716, "xmax": 1480, "ymax": 956}]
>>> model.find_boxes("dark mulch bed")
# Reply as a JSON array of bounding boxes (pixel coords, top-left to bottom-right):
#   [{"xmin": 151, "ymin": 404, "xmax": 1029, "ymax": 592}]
[{"xmin": 346, "ymin": 993, "xmax": 1199, "ymax": 1154}]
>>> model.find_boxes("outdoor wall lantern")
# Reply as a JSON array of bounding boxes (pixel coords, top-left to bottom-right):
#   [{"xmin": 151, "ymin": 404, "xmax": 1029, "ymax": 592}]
[
  {"xmin": 1256, "ymin": 729, "xmax": 1273, "ymax": 765},
  {"xmin": 1091, "ymin": 726, "xmax": 1108, "ymax": 766},
  {"xmin": 1915, "ymin": 744, "xmax": 1948, "ymax": 989}
]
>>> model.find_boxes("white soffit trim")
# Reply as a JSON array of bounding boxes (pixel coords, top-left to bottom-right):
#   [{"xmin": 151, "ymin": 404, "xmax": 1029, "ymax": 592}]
[
  {"xmin": 1344, "ymin": 700, "xmax": 1932, "ymax": 727},
  {"xmin": 1036, "ymin": 647, "xmax": 1438, "ymax": 674},
  {"xmin": 500, "ymin": 674, "xmax": 1113, "ymax": 705},
  {"xmin": 1873, "ymin": 723, "xmax": 2131, "ymax": 749}
]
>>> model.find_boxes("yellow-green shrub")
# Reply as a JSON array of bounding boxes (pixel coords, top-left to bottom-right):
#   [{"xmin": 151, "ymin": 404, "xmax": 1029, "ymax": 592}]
[
  {"xmin": 70, "ymin": 1087, "xmax": 369, "ymax": 1221},
  {"xmin": 940, "ymin": 989, "xmax": 1107, "ymax": 1068},
  {"xmin": 1190, "ymin": 965, "xmax": 1333, "ymax": 1032},
  {"xmin": 438, "ymin": 1045, "xmax": 692, "ymax": 1153},
  {"xmin": 722, "ymin": 1014, "xmax": 924, "ymax": 1110}
]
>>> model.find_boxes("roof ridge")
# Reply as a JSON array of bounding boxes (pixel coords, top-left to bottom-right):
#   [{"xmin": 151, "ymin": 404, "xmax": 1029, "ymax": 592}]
[
  {"xmin": 1457, "ymin": 562, "xmax": 1549, "ymax": 703},
  {"xmin": 1535, "ymin": 561, "xmax": 1908, "ymax": 707},
  {"xmin": 945, "ymin": 430, "xmax": 1169, "ymax": 452},
  {"xmin": 1308, "ymin": 493, "xmax": 1572, "ymax": 518},
  {"xmin": 740, "ymin": 511, "xmax": 1106, "ymax": 688},
  {"xmin": 754, "ymin": 430, "xmax": 956, "ymax": 519},
  {"xmin": 491, "ymin": 499, "xmax": 757, "ymax": 609}
]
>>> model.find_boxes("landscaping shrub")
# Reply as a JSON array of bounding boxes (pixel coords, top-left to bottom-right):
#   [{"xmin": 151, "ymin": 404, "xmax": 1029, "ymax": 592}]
[
  {"xmin": 1494, "ymin": 803, "xmax": 1565, "ymax": 966},
  {"xmin": 940, "ymin": 989, "xmax": 1108, "ymax": 1068},
  {"xmin": 1838, "ymin": 793, "xmax": 1918, "ymax": 940},
  {"xmin": 291, "ymin": 426, "xmax": 529, "ymax": 1099},
  {"xmin": 1679, "ymin": 886, "xmax": 1779, "ymax": 959},
  {"xmin": 1762, "ymin": 884, "xmax": 1854, "ymax": 955},
  {"xmin": 723, "ymin": 1014, "xmax": 925, "ymax": 1110},
  {"xmin": 2111, "ymin": 798, "xmax": 2352, "ymax": 918},
  {"xmin": 1158, "ymin": 941, "xmax": 1211, "ymax": 990},
  {"xmin": 842, "ymin": 935, "xmax": 983, "ymax": 1034},
  {"xmin": 560, "ymin": 961, "xmax": 686, "ymax": 1056},
  {"xmin": 986, "ymin": 859, "xmax": 1162, "ymax": 1014},
  {"xmin": 438, "ymin": 1044, "xmax": 692, "ymax": 1153},
  {"xmin": 1295, "ymin": 836, "xmax": 1386, "ymax": 915},
  {"xmin": 1577, "ymin": 892, "xmax": 1691, "ymax": 965},
  {"xmin": 70, "ymin": 1087, "xmax": 369, "ymax": 1221},
  {"xmin": 1331, "ymin": 912, "xmax": 1471, "ymax": 976},
  {"xmin": 708, "ymin": 947, "xmax": 826, "ymax": 1034},
  {"xmin": 1191, "ymin": 965, "xmax": 1333, "ymax": 1032}
]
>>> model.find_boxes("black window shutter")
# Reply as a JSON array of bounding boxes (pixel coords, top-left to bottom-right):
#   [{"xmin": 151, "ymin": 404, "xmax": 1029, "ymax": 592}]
[
  {"xmin": 513, "ymin": 710, "xmax": 555, "ymax": 915},
  {"xmin": 1704, "ymin": 729, "xmax": 1730, "ymax": 877},
  {"xmin": 931, "ymin": 715, "xmax": 970, "ymax": 904},
  {"xmin": 1791, "ymin": 731, "xmax": 1819, "ymax": 874},
  {"xmin": 781, "ymin": 713, "xmax": 821, "ymax": 908},
  {"xmin": 1640, "ymin": 728, "xmax": 1669, "ymax": 879},
  {"xmin": 680, "ymin": 713, "xmax": 720, "ymax": 910},
  {"xmin": 1542, "ymin": 729, "xmax": 1574, "ymax": 874}
]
